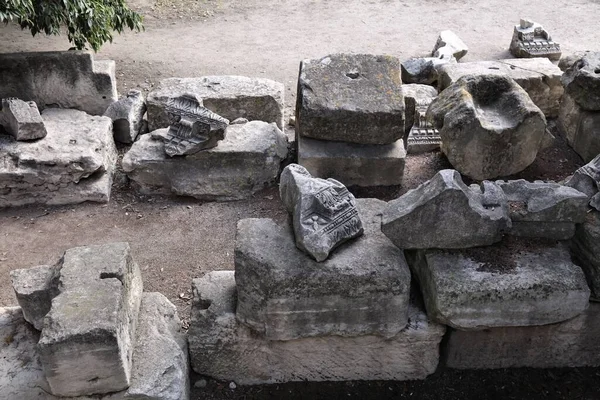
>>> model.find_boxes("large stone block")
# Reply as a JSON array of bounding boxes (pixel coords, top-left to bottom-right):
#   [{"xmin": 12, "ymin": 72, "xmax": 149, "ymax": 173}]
[
  {"xmin": 564, "ymin": 154, "xmax": 600, "ymax": 211},
  {"xmin": 235, "ymin": 198, "xmax": 411, "ymax": 341},
  {"xmin": 561, "ymin": 52, "xmax": 600, "ymax": 111},
  {"xmin": 438, "ymin": 58, "xmax": 564, "ymax": 117},
  {"xmin": 445, "ymin": 302, "xmax": 600, "ymax": 369},
  {"xmin": 297, "ymin": 54, "xmax": 405, "ymax": 144},
  {"xmin": 122, "ymin": 120, "xmax": 288, "ymax": 201},
  {"xmin": 571, "ymin": 210, "xmax": 600, "ymax": 301},
  {"xmin": 0, "ymin": 108, "xmax": 117, "ymax": 208},
  {"xmin": 0, "ymin": 98, "xmax": 47, "ymax": 141},
  {"xmin": 407, "ymin": 242, "xmax": 590, "ymax": 330},
  {"xmin": 147, "ymin": 76, "xmax": 284, "ymax": 131},
  {"xmin": 381, "ymin": 170, "xmax": 510, "ymax": 249},
  {"xmin": 189, "ymin": 271, "xmax": 446, "ymax": 385},
  {"xmin": 0, "ymin": 51, "xmax": 117, "ymax": 115},
  {"xmin": 38, "ymin": 242, "xmax": 143, "ymax": 397},
  {"xmin": 430, "ymin": 74, "xmax": 546, "ymax": 180},
  {"xmin": 103, "ymin": 90, "xmax": 147, "ymax": 144},
  {"xmin": 297, "ymin": 134, "xmax": 406, "ymax": 187},
  {"xmin": 558, "ymin": 92, "xmax": 600, "ymax": 163}
]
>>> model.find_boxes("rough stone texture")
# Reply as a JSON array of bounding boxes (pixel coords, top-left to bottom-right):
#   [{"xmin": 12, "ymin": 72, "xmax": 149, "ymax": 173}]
[
  {"xmin": 564, "ymin": 153, "xmax": 600, "ymax": 211},
  {"xmin": 407, "ymin": 243, "xmax": 590, "ymax": 330},
  {"xmin": 0, "ymin": 51, "xmax": 117, "ymax": 116},
  {"xmin": 235, "ymin": 198, "xmax": 411, "ymax": 341},
  {"xmin": 429, "ymin": 74, "xmax": 546, "ymax": 180},
  {"xmin": 496, "ymin": 179, "xmax": 588, "ymax": 239},
  {"xmin": 401, "ymin": 83, "xmax": 438, "ymax": 135},
  {"xmin": 296, "ymin": 54, "xmax": 405, "ymax": 144},
  {"xmin": 558, "ymin": 92, "xmax": 600, "ymax": 163},
  {"xmin": 571, "ymin": 211, "xmax": 600, "ymax": 301},
  {"xmin": 38, "ymin": 242, "xmax": 143, "ymax": 397},
  {"xmin": 559, "ymin": 51, "xmax": 591, "ymax": 72},
  {"xmin": 381, "ymin": 170, "xmax": 510, "ymax": 249},
  {"xmin": 0, "ymin": 108, "xmax": 117, "ymax": 208},
  {"xmin": 103, "ymin": 90, "xmax": 147, "ymax": 144},
  {"xmin": 147, "ymin": 76, "xmax": 284, "ymax": 131},
  {"xmin": 297, "ymin": 134, "xmax": 406, "ymax": 187},
  {"xmin": 438, "ymin": 58, "xmax": 564, "ymax": 117},
  {"xmin": 561, "ymin": 52, "xmax": 600, "ymax": 111},
  {"xmin": 122, "ymin": 121, "xmax": 288, "ymax": 201},
  {"xmin": 279, "ymin": 164, "xmax": 364, "ymax": 262},
  {"xmin": 0, "ymin": 98, "xmax": 47, "ymax": 140},
  {"xmin": 431, "ymin": 30, "xmax": 468, "ymax": 61},
  {"xmin": 509, "ymin": 19, "xmax": 561, "ymax": 61},
  {"xmin": 445, "ymin": 302, "xmax": 600, "ymax": 369},
  {"xmin": 401, "ymin": 83, "xmax": 440, "ymax": 153},
  {"xmin": 401, "ymin": 57, "xmax": 455, "ymax": 85},
  {"xmin": 189, "ymin": 271, "xmax": 446, "ymax": 385},
  {"xmin": 10, "ymin": 264, "xmax": 60, "ymax": 331}
]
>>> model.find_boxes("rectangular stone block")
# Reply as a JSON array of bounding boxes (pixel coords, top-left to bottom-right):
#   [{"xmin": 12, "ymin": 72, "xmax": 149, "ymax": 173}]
[
  {"xmin": 0, "ymin": 98, "xmax": 47, "ymax": 140},
  {"xmin": 147, "ymin": 76, "xmax": 284, "ymax": 131},
  {"xmin": 438, "ymin": 58, "xmax": 563, "ymax": 117},
  {"xmin": 298, "ymin": 134, "xmax": 406, "ymax": 187},
  {"xmin": 558, "ymin": 92, "xmax": 600, "ymax": 163},
  {"xmin": 189, "ymin": 271, "xmax": 446, "ymax": 385},
  {"xmin": 445, "ymin": 303, "xmax": 600, "ymax": 369},
  {"xmin": 571, "ymin": 210, "xmax": 600, "ymax": 301},
  {"xmin": 0, "ymin": 51, "xmax": 117, "ymax": 115}
]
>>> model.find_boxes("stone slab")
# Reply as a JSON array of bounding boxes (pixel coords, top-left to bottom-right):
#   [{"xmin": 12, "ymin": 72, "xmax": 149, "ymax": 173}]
[
  {"xmin": 0, "ymin": 51, "xmax": 117, "ymax": 116},
  {"xmin": 0, "ymin": 108, "xmax": 117, "ymax": 208},
  {"xmin": 571, "ymin": 210, "xmax": 600, "ymax": 301},
  {"xmin": 189, "ymin": 271, "xmax": 446, "ymax": 385},
  {"xmin": 558, "ymin": 92, "xmax": 600, "ymax": 163},
  {"xmin": 147, "ymin": 76, "xmax": 284, "ymax": 131},
  {"xmin": 122, "ymin": 120, "xmax": 288, "ymax": 201},
  {"xmin": 234, "ymin": 198, "xmax": 411, "ymax": 341}
]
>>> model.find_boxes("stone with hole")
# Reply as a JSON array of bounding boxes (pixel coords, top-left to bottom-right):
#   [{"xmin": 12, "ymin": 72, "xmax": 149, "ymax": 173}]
[{"xmin": 103, "ymin": 90, "xmax": 147, "ymax": 144}]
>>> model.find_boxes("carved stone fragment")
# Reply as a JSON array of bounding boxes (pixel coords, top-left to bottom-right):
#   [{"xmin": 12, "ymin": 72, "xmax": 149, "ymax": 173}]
[
  {"xmin": 431, "ymin": 30, "xmax": 468, "ymax": 61},
  {"xmin": 0, "ymin": 98, "xmax": 47, "ymax": 140},
  {"xmin": 103, "ymin": 89, "xmax": 147, "ymax": 144},
  {"xmin": 401, "ymin": 56, "xmax": 455, "ymax": 85},
  {"xmin": 401, "ymin": 84, "xmax": 440, "ymax": 153},
  {"xmin": 509, "ymin": 19, "xmax": 561, "ymax": 61},
  {"xmin": 280, "ymin": 164, "xmax": 363, "ymax": 262},
  {"xmin": 564, "ymin": 154, "xmax": 600, "ymax": 211},
  {"xmin": 561, "ymin": 52, "xmax": 600, "ymax": 111},
  {"xmin": 571, "ymin": 210, "xmax": 600, "ymax": 300},
  {"xmin": 10, "ymin": 264, "xmax": 60, "ymax": 330}
]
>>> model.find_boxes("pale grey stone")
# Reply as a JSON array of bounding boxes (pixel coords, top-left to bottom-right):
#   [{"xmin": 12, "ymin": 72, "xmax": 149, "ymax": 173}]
[
  {"xmin": 431, "ymin": 30, "xmax": 468, "ymax": 61},
  {"xmin": 438, "ymin": 58, "xmax": 564, "ymax": 117},
  {"xmin": 445, "ymin": 302, "xmax": 600, "ymax": 369},
  {"xmin": 509, "ymin": 19, "xmax": 561, "ymax": 61},
  {"xmin": 10, "ymin": 265, "xmax": 60, "ymax": 331},
  {"xmin": 381, "ymin": 170, "xmax": 510, "ymax": 249},
  {"xmin": 558, "ymin": 51, "xmax": 591, "ymax": 72},
  {"xmin": 564, "ymin": 153, "xmax": 600, "ymax": 211},
  {"xmin": 429, "ymin": 74, "xmax": 546, "ymax": 180},
  {"xmin": 558, "ymin": 92, "xmax": 600, "ymax": 163},
  {"xmin": 561, "ymin": 52, "xmax": 600, "ymax": 111},
  {"xmin": 38, "ymin": 242, "xmax": 143, "ymax": 397},
  {"xmin": 122, "ymin": 121, "xmax": 288, "ymax": 201},
  {"xmin": 0, "ymin": 108, "xmax": 117, "ymax": 208},
  {"xmin": 0, "ymin": 98, "xmax": 47, "ymax": 140},
  {"xmin": 407, "ymin": 243, "xmax": 590, "ymax": 330},
  {"xmin": 147, "ymin": 76, "xmax": 284, "ymax": 131},
  {"xmin": 189, "ymin": 271, "xmax": 446, "ymax": 385},
  {"xmin": 401, "ymin": 57, "xmax": 455, "ymax": 85},
  {"xmin": 298, "ymin": 134, "xmax": 406, "ymax": 187},
  {"xmin": 235, "ymin": 198, "xmax": 411, "ymax": 341},
  {"xmin": 279, "ymin": 164, "xmax": 363, "ymax": 262},
  {"xmin": 297, "ymin": 54, "xmax": 405, "ymax": 144},
  {"xmin": 103, "ymin": 90, "xmax": 147, "ymax": 144},
  {"xmin": 571, "ymin": 210, "xmax": 600, "ymax": 301},
  {"xmin": 0, "ymin": 51, "xmax": 117, "ymax": 115},
  {"xmin": 401, "ymin": 83, "xmax": 439, "ymax": 153}
]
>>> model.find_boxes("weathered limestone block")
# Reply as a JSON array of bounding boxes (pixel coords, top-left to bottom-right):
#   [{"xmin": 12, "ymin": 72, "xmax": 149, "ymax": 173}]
[
  {"xmin": 103, "ymin": 90, "xmax": 147, "ymax": 144},
  {"xmin": 147, "ymin": 76, "xmax": 284, "ymax": 131},
  {"xmin": 429, "ymin": 74, "xmax": 546, "ymax": 180},
  {"xmin": 401, "ymin": 84, "xmax": 440, "ymax": 153},
  {"xmin": 401, "ymin": 57, "xmax": 455, "ymax": 85},
  {"xmin": 496, "ymin": 180, "xmax": 588, "ymax": 239},
  {"xmin": 279, "ymin": 164, "xmax": 363, "ymax": 262},
  {"xmin": 431, "ymin": 30, "xmax": 468, "ymax": 61},
  {"xmin": 559, "ymin": 51, "xmax": 591, "ymax": 72},
  {"xmin": 10, "ymin": 265, "xmax": 60, "ymax": 331},
  {"xmin": 189, "ymin": 271, "xmax": 446, "ymax": 385},
  {"xmin": 0, "ymin": 51, "xmax": 117, "ymax": 115},
  {"xmin": 564, "ymin": 154, "xmax": 600, "ymax": 211},
  {"xmin": 0, "ymin": 108, "xmax": 117, "ymax": 208},
  {"xmin": 122, "ymin": 120, "xmax": 288, "ymax": 201},
  {"xmin": 297, "ymin": 135, "xmax": 406, "ymax": 187},
  {"xmin": 509, "ymin": 19, "xmax": 561, "ymax": 61},
  {"xmin": 0, "ymin": 98, "xmax": 47, "ymax": 140},
  {"xmin": 297, "ymin": 54, "xmax": 405, "ymax": 144},
  {"xmin": 38, "ymin": 242, "xmax": 143, "ymax": 397},
  {"xmin": 561, "ymin": 52, "xmax": 600, "ymax": 111},
  {"xmin": 381, "ymin": 170, "xmax": 510, "ymax": 249},
  {"xmin": 558, "ymin": 92, "xmax": 600, "ymax": 163},
  {"xmin": 235, "ymin": 199, "xmax": 411, "ymax": 341},
  {"xmin": 571, "ymin": 211, "xmax": 600, "ymax": 301},
  {"xmin": 407, "ymin": 242, "xmax": 590, "ymax": 330},
  {"xmin": 445, "ymin": 302, "xmax": 600, "ymax": 369},
  {"xmin": 438, "ymin": 58, "xmax": 564, "ymax": 117}
]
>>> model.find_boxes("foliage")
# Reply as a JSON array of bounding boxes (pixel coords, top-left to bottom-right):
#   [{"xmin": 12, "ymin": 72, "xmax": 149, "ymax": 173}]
[{"xmin": 0, "ymin": 0, "xmax": 144, "ymax": 51}]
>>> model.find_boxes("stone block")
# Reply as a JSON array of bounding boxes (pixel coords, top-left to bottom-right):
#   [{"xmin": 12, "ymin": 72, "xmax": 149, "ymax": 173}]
[
  {"xmin": 103, "ymin": 90, "xmax": 147, "ymax": 144},
  {"xmin": 509, "ymin": 19, "xmax": 561, "ymax": 61},
  {"xmin": 0, "ymin": 98, "xmax": 47, "ymax": 140},
  {"xmin": 297, "ymin": 134, "xmax": 406, "ymax": 187},
  {"xmin": 382, "ymin": 170, "xmax": 510, "ymax": 249},
  {"xmin": 234, "ymin": 198, "xmax": 411, "ymax": 341},
  {"xmin": 0, "ymin": 51, "xmax": 117, "ymax": 115},
  {"xmin": 558, "ymin": 92, "xmax": 600, "ymax": 163},
  {"xmin": 0, "ymin": 108, "xmax": 117, "ymax": 208},
  {"xmin": 401, "ymin": 83, "xmax": 440, "ymax": 153},
  {"xmin": 401, "ymin": 57, "xmax": 455, "ymax": 85},
  {"xmin": 564, "ymin": 154, "xmax": 600, "ymax": 211},
  {"xmin": 571, "ymin": 210, "xmax": 600, "ymax": 301},
  {"xmin": 122, "ymin": 120, "xmax": 288, "ymax": 201},
  {"xmin": 297, "ymin": 54, "xmax": 405, "ymax": 144},
  {"xmin": 561, "ymin": 52, "xmax": 600, "ymax": 111},
  {"xmin": 38, "ymin": 242, "xmax": 143, "ymax": 397},
  {"xmin": 430, "ymin": 74, "xmax": 546, "ymax": 180},
  {"xmin": 445, "ymin": 302, "xmax": 600, "ymax": 369},
  {"xmin": 438, "ymin": 58, "xmax": 564, "ymax": 117},
  {"xmin": 406, "ymin": 242, "xmax": 590, "ymax": 330},
  {"xmin": 431, "ymin": 30, "xmax": 468, "ymax": 61},
  {"xmin": 189, "ymin": 271, "xmax": 446, "ymax": 385},
  {"xmin": 147, "ymin": 76, "xmax": 284, "ymax": 131}
]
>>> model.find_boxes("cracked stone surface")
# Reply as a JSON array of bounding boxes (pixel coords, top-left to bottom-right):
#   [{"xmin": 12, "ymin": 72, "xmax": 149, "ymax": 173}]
[{"xmin": 0, "ymin": 98, "xmax": 47, "ymax": 141}]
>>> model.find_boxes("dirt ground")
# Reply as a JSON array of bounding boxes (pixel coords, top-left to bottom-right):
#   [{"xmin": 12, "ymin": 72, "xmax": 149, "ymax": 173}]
[{"xmin": 1, "ymin": 0, "xmax": 600, "ymax": 399}]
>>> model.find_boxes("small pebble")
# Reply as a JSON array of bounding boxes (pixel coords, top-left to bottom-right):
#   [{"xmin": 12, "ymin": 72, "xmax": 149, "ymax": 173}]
[
  {"xmin": 229, "ymin": 382, "xmax": 237, "ymax": 390},
  {"xmin": 195, "ymin": 379, "xmax": 208, "ymax": 388}
]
